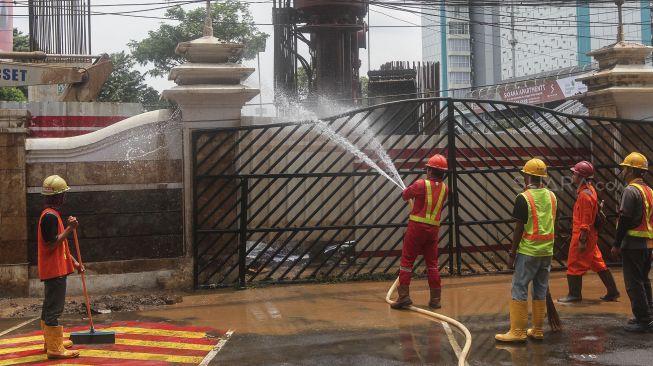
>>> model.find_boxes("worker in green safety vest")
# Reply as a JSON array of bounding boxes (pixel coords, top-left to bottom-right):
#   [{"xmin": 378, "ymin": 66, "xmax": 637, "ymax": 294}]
[{"xmin": 496, "ymin": 158, "xmax": 557, "ymax": 343}]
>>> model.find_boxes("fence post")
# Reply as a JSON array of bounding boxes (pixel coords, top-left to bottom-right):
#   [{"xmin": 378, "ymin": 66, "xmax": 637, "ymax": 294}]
[
  {"xmin": 191, "ymin": 131, "xmax": 199, "ymax": 290},
  {"xmin": 238, "ymin": 178, "xmax": 248, "ymax": 289},
  {"xmin": 446, "ymin": 100, "xmax": 459, "ymax": 275}
]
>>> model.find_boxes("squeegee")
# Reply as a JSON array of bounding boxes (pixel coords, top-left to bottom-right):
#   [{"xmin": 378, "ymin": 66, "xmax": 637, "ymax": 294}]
[{"xmin": 69, "ymin": 229, "xmax": 116, "ymax": 344}]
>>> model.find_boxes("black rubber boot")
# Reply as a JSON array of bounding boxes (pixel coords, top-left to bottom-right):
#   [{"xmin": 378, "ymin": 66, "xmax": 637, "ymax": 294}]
[
  {"xmin": 624, "ymin": 320, "xmax": 652, "ymax": 333},
  {"xmin": 598, "ymin": 270, "xmax": 620, "ymax": 301},
  {"xmin": 390, "ymin": 285, "xmax": 413, "ymax": 310},
  {"xmin": 428, "ymin": 288, "xmax": 441, "ymax": 309},
  {"xmin": 558, "ymin": 275, "xmax": 583, "ymax": 303}
]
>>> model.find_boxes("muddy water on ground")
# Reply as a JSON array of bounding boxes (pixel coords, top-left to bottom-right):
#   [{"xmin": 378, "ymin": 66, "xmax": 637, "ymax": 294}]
[{"xmin": 3, "ymin": 270, "xmax": 648, "ymax": 365}]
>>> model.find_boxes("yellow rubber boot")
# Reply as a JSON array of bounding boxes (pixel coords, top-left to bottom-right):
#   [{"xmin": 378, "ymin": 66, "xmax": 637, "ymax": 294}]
[
  {"xmin": 44, "ymin": 325, "xmax": 79, "ymax": 359},
  {"xmin": 495, "ymin": 300, "xmax": 528, "ymax": 342},
  {"xmin": 41, "ymin": 320, "xmax": 72, "ymax": 351},
  {"xmin": 527, "ymin": 300, "xmax": 546, "ymax": 340}
]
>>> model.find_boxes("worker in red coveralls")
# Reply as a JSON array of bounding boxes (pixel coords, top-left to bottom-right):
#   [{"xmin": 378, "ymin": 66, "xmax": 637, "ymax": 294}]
[
  {"xmin": 391, "ymin": 154, "xmax": 448, "ymax": 310},
  {"xmin": 558, "ymin": 161, "xmax": 620, "ymax": 303}
]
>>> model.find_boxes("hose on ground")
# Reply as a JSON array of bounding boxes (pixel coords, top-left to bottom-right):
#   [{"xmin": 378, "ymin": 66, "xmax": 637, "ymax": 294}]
[{"xmin": 385, "ymin": 277, "xmax": 472, "ymax": 366}]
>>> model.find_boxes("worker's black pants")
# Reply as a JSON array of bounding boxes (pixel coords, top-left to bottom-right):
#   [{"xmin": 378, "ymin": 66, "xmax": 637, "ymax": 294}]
[
  {"xmin": 622, "ymin": 249, "xmax": 652, "ymax": 323},
  {"xmin": 41, "ymin": 276, "xmax": 67, "ymax": 326}
]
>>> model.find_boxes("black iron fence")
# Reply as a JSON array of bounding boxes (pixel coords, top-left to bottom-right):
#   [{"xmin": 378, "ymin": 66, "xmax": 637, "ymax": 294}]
[{"xmin": 192, "ymin": 98, "xmax": 653, "ymax": 288}]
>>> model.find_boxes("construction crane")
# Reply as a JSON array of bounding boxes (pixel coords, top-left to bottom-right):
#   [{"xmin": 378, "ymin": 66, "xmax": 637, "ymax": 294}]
[{"xmin": 0, "ymin": 51, "xmax": 113, "ymax": 102}]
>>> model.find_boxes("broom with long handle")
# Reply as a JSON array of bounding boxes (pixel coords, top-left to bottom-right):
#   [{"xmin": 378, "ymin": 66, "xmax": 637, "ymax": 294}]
[
  {"xmin": 546, "ymin": 290, "xmax": 562, "ymax": 332},
  {"xmin": 69, "ymin": 229, "xmax": 116, "ymax": 344}
]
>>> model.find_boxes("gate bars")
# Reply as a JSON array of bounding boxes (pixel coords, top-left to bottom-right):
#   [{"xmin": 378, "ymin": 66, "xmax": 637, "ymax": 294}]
[{"xmin": 192, "ymin": 98, "xmax": 652, "ymax": 288}]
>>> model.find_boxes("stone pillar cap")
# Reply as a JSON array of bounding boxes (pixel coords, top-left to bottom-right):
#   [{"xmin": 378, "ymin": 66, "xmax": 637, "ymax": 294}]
[
  {"xmin": 175, "ymin": 36, "xmax": 244, "ymax": 63},
  {"xmin": 588, "ymin": 41, "xmax": 653, "ymax": 69}
]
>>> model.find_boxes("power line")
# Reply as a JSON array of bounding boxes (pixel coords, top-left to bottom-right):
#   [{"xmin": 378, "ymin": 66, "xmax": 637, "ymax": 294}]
[
  {"xmin": 371, "ymin": 8, "xmax": 581, "ymax": 63},
  {"xmin": 248, "ymin": 67, "xmax": 593, "ymax": 106},
  {"xmin": 375, "ymin": 2, "xmax": 647, "ymax": 42}
]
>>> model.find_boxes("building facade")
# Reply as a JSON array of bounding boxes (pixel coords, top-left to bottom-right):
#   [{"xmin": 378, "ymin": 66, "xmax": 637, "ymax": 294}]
[{"xmin": 422, "ymin": 1, "xmax": 653, "ymax": 95}]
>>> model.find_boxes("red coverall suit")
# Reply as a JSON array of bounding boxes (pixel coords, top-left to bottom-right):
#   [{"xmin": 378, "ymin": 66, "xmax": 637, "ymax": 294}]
[
  {"xmin": 399, "ymin": 178, "xmax": 448, "ymax": 288},
  {"xmin": 567, "ymin": 183, "xmax": 608, "ymax": 275}
]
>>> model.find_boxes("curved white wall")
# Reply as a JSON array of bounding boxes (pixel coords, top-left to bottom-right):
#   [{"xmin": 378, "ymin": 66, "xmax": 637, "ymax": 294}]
[{"xmin": 26, "ymin": 109, "xmax": 182, "ymax": 164}]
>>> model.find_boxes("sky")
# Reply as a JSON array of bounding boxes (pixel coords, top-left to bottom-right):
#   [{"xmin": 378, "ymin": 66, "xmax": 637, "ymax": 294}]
[{"xmin": 11, "ymin": 1, "xmax": 424, "ymax": 106}]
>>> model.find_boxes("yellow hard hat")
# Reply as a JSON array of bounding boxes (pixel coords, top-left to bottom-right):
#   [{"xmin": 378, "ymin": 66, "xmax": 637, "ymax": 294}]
[
  {"xmin": 42, "ymin": 175, "xmax": 70, "ymax": 196},
  {"xmin": 620, "ymin": 152, "xmax": 648, "ymax": 171},
  {"xmin": 522, "ymin": 158, "xmax": 548, "ymax": 177}
]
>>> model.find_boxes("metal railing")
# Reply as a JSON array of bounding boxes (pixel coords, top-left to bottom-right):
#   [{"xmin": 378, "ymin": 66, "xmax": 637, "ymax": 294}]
[{"xmin": 192, "ymin": 98, "xmax": 653, "ymax": 288}]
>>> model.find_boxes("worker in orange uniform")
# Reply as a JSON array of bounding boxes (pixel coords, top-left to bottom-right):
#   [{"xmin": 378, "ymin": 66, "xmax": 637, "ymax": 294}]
[
  {"xmin": 496, "ymin": 158, "xmax": 556, "ymax": 342},
  {"xmin": 558, "ymin": 161, "xmax": 620, "ymax": 303},
  {"xmin": 391, "ymin": 154, "xmax": 448, "ymax": 310},
  {"xmin": 39, "ymin": 175, "xmax": 82, "ymax": 359}
]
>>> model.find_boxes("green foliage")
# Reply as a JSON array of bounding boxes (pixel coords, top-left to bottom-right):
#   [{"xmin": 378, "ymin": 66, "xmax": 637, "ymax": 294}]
[
  {"xmin": 96, "ymin": 51, "xmax": 162, "ymax": 109},
  {"xmin": 13, "ymin": 28, "xmax": 29, "ymax": 52},
  {"xmin": 296, "ymin": 66, "xmax": 311, "ymax": 99},
  {"xmin": 0, "ymin": 29, "xmax": 30, "ymax": 101},
  {"xmin": 129, "ymin": 0, "xmax": 268, "ymax": 77},
  {"xmin": 0, "ymin": 87, "xmax": 26, "ymax": 101},
  {"xmin": 360, "ymin": 76, "xmax": 369, "ymax": 98}
]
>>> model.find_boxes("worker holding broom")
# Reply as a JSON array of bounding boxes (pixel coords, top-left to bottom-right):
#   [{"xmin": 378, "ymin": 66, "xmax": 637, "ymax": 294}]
[
  {"xmin": 496, "ymin": 158, "xmax": 557, "ymax": 342},
  {"xmin": 38, "ymin": 175, "xmax": 82, "ymax": 359},
  {"xmin": 390, "ymin": 154, "xmax": 448, "ymax": 310},
  {"xmin": 558, "ymin": 161, "xmax": 620, "ymax": 303}
]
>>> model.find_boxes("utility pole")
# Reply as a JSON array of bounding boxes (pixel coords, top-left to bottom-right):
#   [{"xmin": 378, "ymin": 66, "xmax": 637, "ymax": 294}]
[
  {"xmin": 203, "ymin": 0, "xmax": 213, "ymax": 37},
  {"xmin": 367, "ymin": 3, "xmax": 371, "ymax": 73},
  {"xmin": 615, "ymin": 0, "xmax": 625, "ymax": 42},
  {"xmin": 509, "ymin": 4, "xmax": 517, "ymax": 78}
]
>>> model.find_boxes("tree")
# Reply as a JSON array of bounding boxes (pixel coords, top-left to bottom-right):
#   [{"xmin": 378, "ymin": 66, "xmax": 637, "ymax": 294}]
[
  {"xmin": 13, "ymin": 28, "xmax": 29, "ymax": 52},
  {"xmin": 0, "ymin": 87, "xmax": 26, "ymax": 102},
  {"xmin": 96, "ymin": 52, "xmax": 162, "ymax": 109},
  {"xmin": 360, "ymin": 76, "xmax": 369, "ymax": 99},
  {"xmin": 0, "ymin": 29, "xmax": 30, "ymax": 101},
  {"xmin": 129, "ymin": 0, "xmax": 268, "ymax": 78}
]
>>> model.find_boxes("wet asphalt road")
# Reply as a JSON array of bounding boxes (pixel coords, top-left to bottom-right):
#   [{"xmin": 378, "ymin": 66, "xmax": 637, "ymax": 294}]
[
  {"xmin": 216, "ymin": 313, "xmax": 652, "ymax": 366},
  {"xmin": 2, "ymin": 272, "xmax": 653, "ymax": 365}
]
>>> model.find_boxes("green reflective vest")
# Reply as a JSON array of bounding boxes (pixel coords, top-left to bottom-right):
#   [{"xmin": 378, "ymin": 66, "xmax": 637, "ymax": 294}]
[{"xmin": 518, "ymin": 188, "xmax": 557, "ymax": 257}]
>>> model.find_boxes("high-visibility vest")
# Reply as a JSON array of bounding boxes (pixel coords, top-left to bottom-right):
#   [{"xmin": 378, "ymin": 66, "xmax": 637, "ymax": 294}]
[
  {"xmin": 409, "ymin": 179, "xmax": 447, "ymax": 226},
  {"xmin": 626, "ymin": 183, "xmax": 653, "ymax": 239},
  {"xmin": 519, "ymin": 188, "xmax": 557, "ymax": 257},
  {"xmin": 38, "ymin": 208, "xmax": 75, "ymax": 281}
]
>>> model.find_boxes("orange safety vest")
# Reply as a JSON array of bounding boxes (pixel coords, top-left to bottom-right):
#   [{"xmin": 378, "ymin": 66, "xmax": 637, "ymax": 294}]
[
  {"xmin": 627, "ymin": 183, "xmax": 653, "ymax": 239},
  {"xmin": 409, "ymin": 179, "xmax": 447, "ymax": 226},
  {"xmin": 38, "ymin": 208, "xmax": 75, "ymax": 281}
]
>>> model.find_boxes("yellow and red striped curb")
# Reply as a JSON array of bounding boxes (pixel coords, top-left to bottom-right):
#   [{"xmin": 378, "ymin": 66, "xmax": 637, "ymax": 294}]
[{"xmin": 0, "ymin": 321, "xmax": 231, "ymax": 365}]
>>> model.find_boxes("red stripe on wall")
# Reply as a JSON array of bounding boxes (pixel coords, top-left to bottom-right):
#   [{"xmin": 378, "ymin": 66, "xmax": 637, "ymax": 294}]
[
  {"xmin": 385, "ymin": 147, "xmax": 590, "ymax": 160},
  {"xmin": 30, "ymin": 116, "xmax": 127, "ymax": 128},
  {"xmin": 28, "ymin": 115, "xmax": 129, "ymax": 138}
]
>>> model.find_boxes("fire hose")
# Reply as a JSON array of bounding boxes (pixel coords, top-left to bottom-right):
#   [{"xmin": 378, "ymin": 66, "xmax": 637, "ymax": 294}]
[{"xmin": 386, "ymin": 277, "xmax": 472, "ymax": 366}]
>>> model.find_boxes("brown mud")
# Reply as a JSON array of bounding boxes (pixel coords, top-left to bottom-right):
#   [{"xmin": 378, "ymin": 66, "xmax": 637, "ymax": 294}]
[{"xmin": 0, "ymin": 291, "xmax": 184, "ymax": 318}]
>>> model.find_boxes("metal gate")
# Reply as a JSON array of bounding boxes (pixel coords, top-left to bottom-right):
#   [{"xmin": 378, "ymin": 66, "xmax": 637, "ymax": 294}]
[{"xmin": 192, "ymin": 98, "xmax": 653, "ymax": 288}]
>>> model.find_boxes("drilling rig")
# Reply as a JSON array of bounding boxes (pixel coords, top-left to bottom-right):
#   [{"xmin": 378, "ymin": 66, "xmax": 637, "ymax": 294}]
[{"xmin": 273, "ymin": 0, "xmax": 368, "ymax": 105}]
